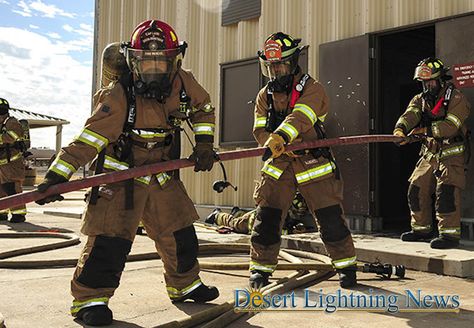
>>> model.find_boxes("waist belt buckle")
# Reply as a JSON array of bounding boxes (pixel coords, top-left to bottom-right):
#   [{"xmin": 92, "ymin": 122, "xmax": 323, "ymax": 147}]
[{"xmin": 146, "ymin": 142, "xmax": 157, "ymax": 149}]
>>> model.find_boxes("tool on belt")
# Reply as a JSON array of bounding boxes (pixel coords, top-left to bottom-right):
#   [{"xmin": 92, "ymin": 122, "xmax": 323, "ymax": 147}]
[{"xmin": 0, "ymin": 134, "xmax": 404, "ymax": 211}]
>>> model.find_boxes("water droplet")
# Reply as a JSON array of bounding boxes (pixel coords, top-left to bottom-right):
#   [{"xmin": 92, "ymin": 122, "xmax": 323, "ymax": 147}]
[
  {"xmin": 356, "ymin": 83, "xmax": 361, "ymax": 87},
  {"xmin": 339, "ymin": 85, "xmax": 343, "ymax": 88},
  {"xmin": 336, "ymin": 94, "xmax": 340, "ymax": 97},
  {"xmin": 347, "ymin": 77, "xmax": 352, "ymax": 80}
]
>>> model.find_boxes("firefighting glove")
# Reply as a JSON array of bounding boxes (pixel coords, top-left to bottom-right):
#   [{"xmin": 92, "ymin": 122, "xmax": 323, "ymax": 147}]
[
  {"xmin": 393, "ymin": 128, "xmax": 408, "ymax": 146},
  {"xmin": 35, "ymin": 171, "xmax": 67, "ymax": 205},
  {"xmin": 189, "ymin": 142, "xmax": 216, "ymax": 172},
  {"xmin": 264, "ymin": 133, "xmax": 286, "ymax": 159}
]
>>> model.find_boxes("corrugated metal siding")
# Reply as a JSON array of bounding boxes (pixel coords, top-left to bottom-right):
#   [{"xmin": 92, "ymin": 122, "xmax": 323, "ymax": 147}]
[
  {"xmin": 222, "ymin": 0, "xmax": 261, "ymax": 26},
  {"xmin": 95, "ymin": 0, "xmax": 474, "ymax": 208}
]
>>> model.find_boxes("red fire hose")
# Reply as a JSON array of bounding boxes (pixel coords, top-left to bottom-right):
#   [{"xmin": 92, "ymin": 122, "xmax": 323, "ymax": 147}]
[{"xmin": 0, "ymin": 134, "xmax": 402, "ymax": 210}]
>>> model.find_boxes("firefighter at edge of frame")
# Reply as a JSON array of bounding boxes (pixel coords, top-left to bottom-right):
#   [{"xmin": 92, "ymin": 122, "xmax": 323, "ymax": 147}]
[
  {"xmin": 0, "ymin": 97, "xmax": 28, "ymax": 223},
  {"xmin": 205, "ymin": 191, "xmax": 317, "ymax": 235},
  {"xmin": 394, "ymin": 57, "xmax": 471, "ymax": 250},
  {"xmin": 249, "ymin": 32, "xmax": 358, "ymax": 290},
  {"xmin": 35, "ymin": 19, "xmax": 219, "ymax": 326}
]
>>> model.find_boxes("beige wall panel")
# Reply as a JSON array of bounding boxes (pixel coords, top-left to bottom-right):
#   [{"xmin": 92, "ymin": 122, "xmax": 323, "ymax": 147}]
[
  {"xmin": 132, "ymin": 0, "xmax": 149, "ymax": 28},
  {"xmin": 122, "ymin": 0, "xmax": 135, "ymax": 40}
]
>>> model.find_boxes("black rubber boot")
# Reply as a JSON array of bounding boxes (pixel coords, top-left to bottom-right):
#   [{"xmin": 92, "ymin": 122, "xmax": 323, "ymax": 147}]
[
  {"xmin": 10, "ymin": 214, "xmax": 26, "ymax": 223},
  {"xmin": 400, "ymin": 230, "xmax": 432, "ymax": 242},
  {"xmin": 337, "ymin": 265, "xmax": 357, "ymax": 288},
  {"xmin": 0, "ymin": 213, "xmax": 7, "ymax": 221},
  {"xmin": 249, "ymin": 270, "xmax": 271, "ymax": 289},
  {"xmin": 172, "ymin": 283, "xmax": 219, "ymax": 303},
  {"xmin": 76, "ymin": 305, "xmax": 113, "ymax": 326},
  {"xmin": 430, "ymin": 236, "xmax": 460, "ymax": 249},
  {"xmin": 230, "ymin": 206, "xmax": 241, "ymax": 216},
  {"xmin": 205, "ymin": 208, "xmax": 221, "ymax": 225}
]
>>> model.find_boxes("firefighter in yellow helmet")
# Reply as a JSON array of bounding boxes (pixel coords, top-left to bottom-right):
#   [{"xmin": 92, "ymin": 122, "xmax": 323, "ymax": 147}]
[
  {"xmin": 250, "ymin": 32, "xmax": 357, "ymax": 289},
  {"xmin": 394, "ymin": 57, "xmax": 471, "ymax": 249},
  {"xmin": 35, "ymin": 20, "xmax": 219, "ymax": 326},
  {"xmin": 0, "ymin": 98, "xmax": 27, "ymax": 223}
]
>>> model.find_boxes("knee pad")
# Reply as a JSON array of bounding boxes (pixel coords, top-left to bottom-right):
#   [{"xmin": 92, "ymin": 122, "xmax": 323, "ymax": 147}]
[
  {"xmin": 77, "ymin": 235, "xmax": 132, "ymax": 288},
  {"xmin": 1, "ymin": 182, "xmax": 16, "ymax": 195},
  {"xmin": 173, "ymin": 225, "xmax": 198, "ymax": 273},
  {"xmin": 315, "ymin": 205, "xmax": 350, "ymax": 242},
  {"xmin": 436, "ymin": 184, "xmax": 456, "ymax": 214},
  {"xmin": 251, "ymin": 206, "xmax": 282, "ymax": 246},
  {"xmin": 407, "ymin": 184, "xmax": 420, "ymax": 212}
]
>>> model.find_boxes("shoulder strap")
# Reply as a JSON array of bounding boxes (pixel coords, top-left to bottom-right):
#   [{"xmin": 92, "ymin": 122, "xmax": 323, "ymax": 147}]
[{"xmin": 289, "ymin": 74, "xmax": 310, "ymax": 108}]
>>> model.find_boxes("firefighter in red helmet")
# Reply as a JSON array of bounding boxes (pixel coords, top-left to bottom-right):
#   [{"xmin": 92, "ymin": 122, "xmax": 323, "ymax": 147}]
[
  {"xmin": 394, "ymin": 57, "xmax": 471, "ymax": 249},
  {"xmin": 36, "ymin": 20, "xmax": 218, "ymax": 326}
]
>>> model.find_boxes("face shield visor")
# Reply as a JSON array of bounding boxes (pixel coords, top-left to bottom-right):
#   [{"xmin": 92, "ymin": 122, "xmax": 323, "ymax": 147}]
[
  {"xmin": 126, "ymin": 48, "xmax": 181, "ymax": 85},
  {"xmin": 259, "ymin": 56, "xmax": 298, "ymax": 80}
]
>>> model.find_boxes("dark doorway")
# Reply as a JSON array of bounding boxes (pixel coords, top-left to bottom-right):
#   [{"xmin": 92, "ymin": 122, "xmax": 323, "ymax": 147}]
[{"xmin": 375, "ymin": 26, "xmax": 435, "ymax": 232}]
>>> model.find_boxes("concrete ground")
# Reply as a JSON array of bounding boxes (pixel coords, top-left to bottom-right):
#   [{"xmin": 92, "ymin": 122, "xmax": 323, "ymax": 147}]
[{"xmin": 0, "ymin": 190, "xmax": 473, "ymax": 328}]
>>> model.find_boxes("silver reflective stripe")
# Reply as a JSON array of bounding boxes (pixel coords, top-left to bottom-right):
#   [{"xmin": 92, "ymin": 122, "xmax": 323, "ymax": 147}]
[
  {"xmin": 277, "ymin": 122, "xmax": 298, "ymax": 142},
  {"xmin": 254, "ymin": 116, "xmax": 267, "ymax": 128},
  {"xmin": 439, "ymin": 227, "xmax": 460, "ymax": 235},
  {"xmin": 261, "ymin": 163, "xmax": 283, "ymax": 180},
  {"xmin": 446, "ymin": 113, "xmax": 462, "ymax": 128},
  {"xmin": 411, "ymin": 223, "xmax": 432, "ymax": 231},
  {"xmin": 156, "ymin": 172, "xmax": 171, "ymax": 186},
  {"xmin": 295, "ymin": 162, "xmax": 334, "ymax": 184},
  {"xmin": 132, "ymin": 129, "xmax": 168, "ymax": 138},
  {"xmin": 167, "ymin": 279, "xmax": 202, "ymax": 298},
  {"xmin": 104, "ymin": 156, "xmax": 151, "ymax": 185},
  {"xmin": 332, "ymin": 256, "xmax": 357, "ymax": 269},
  {"xmin": 76, "ymin": 129, "xmax": 108, "ymax": 152},
  {"xmin": 103, "ymin": 156, "xmax": 128, "ymax": 171},
  {"xmin": 293, "ymin": 103, "xmax": 317, "ymax": 125},
  {"xmin": 249, "ymin": 261, "xmax": 276, "ymax": 273},
  {"xmin": 50, "ymin": 158, "xmax": 76, "ymax": 179},
  {"xmin": 193, "ymin": 123, "xmax": 215, "ymax": 135}
]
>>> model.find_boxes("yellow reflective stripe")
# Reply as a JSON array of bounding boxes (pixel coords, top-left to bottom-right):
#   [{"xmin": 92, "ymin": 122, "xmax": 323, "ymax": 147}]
[
  {"xmin": 136, "ymin": 175, "xmax": 151, "ymax": 185},
  {"xmin": 432, "ymin": 122, "xmax": 441, "ymax": 138},
  {"xmin": 103, "ymin": 155, "xmax": 128, "ymax": 171},
  {"xmin": 411, "ymin": 223, "xmax": 432, "ymax": 231},
  {"xmin": 277, "ymin": 122, "xmax": 298, "ymax": 142},
  {"xmin": 295, "ymin": 162, "xmax": 334, "ymax": 184},
  {"xmin": 249, "ymin": 261, "xmax": 276, "ymax": 273},
  {"xmin": 0, "ymin": 152, "xmax": 23, "ymax": 165},
  {"xmin": 248, "ymin": 210, "xmax": 257, "ymax": 233},
  {"xmin": 10, "ymin": 208, "xmax": 27, "ymax": 215},
  {"xmin": 440, "ymin": 145, "xmax": 464, "ymax": 159},
  {"xmin": 71, "ymin": 297, "xmax": 109, "ymax": 315},
  {"xmin": 7, "ymin": 130, "xmax": 20, "ymax": 140},
  {"xmin": 439, "ymin": 227, "xmax": 461, "ymax": 235},
  {"xmin": 332, "ymin": 256, "xmax": 357, "ymax": 269},
  {"xmin": 254, "ymin": 116, "xmax": 267, "ymax": 128},
  {"xmin": 318, "ymin": 113, "xmax": 327, "ymax": 122},
  {"xmin": 156, "ymin": 172, "xmax": 171, "ymax": 186},
  {"xmin": 104, "ymin": 156, "xmax": 151, "ymax": 185},
  {"xmin": 50, "ymin": 158, "xmax": 76, "ymax": 179},
  {"xmin": 167, "ymin": 279, "xmax": 202, "ymax": 299},
  {"xmin": 261, "ymin": 163, "xmax": 283, "ymax": 180},
  {"xmin": 446, "ymin": 113, "xmax": 462, "ymax": 129},
  {"xmin": 193, "ymin": 123, "xmax": 215, "ymax": 135},
  {"xmin": 396, "ymin": 117, "xmax": 409, "ymax": 129},
  {"xmin": 132, "ymin": 129, "xmax": 168, "ymax": 139},
  {"xmin": 293, "ymin": 103, "xmax": 317, "ymax": 125},
  {"xmin": 76, "ymin": 128, "xmax": 108, "ymax": 152}
]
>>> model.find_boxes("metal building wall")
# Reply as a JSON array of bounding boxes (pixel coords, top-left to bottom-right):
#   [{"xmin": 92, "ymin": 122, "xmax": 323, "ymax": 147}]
[{"xmin": 94, "ymin": 0, "xmax": 474, "ymax": 208}]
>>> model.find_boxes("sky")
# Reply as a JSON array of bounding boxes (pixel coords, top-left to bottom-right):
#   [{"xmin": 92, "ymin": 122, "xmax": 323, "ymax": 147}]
[{"xmin": 0, "ymin": 0, "xmax": 94, "ymax": 149}]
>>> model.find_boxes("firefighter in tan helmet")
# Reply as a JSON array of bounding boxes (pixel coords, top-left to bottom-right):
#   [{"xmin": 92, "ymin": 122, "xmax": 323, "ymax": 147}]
[
  {"xmin": 0, "ymin": 98, "xmax": 27, "ymax": 223},
  {"xmin": 249, "ymin": 32, "xmax": 357, "ymax": 289},
  {"xmin": 394, "ymin": 57, "xmax": 471, "ymax": 249},
  {"xmin": 36, "ymin": 20, "xmax": 219, "ymax": 326}
]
